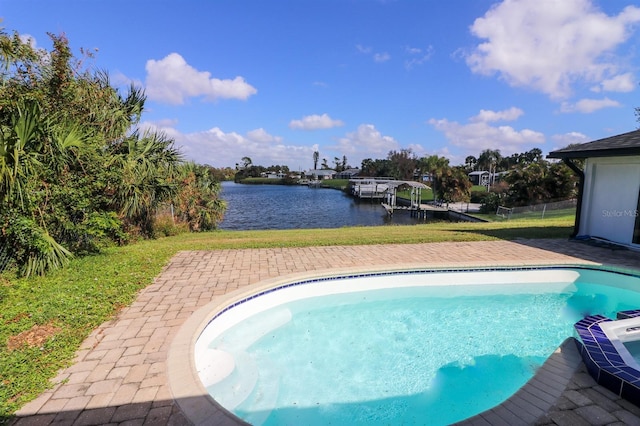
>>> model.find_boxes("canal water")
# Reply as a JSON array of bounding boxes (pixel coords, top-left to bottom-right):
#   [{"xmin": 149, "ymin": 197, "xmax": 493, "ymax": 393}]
[{"xmin": 218, "ymin": 181, "xmax": 428, "ymax": 230}]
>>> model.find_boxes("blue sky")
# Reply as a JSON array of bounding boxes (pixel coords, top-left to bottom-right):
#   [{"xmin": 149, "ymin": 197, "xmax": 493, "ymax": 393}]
[{"xmin": 2, "ymin": 0, "xmax": 640, "ymax": 170}]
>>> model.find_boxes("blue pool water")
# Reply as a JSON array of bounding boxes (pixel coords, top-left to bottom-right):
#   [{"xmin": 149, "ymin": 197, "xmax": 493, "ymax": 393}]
[{"xmin": 197, "ymin": 268, "xmax": 640, "ymax": 425}]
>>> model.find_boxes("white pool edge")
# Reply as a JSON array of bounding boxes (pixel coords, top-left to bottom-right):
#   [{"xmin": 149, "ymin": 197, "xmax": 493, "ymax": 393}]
[
  {"xmin": 167, "ymin": 262, "xmax": 592, "ymax": 426},
  {"xmin": 600, "ymin": 317, "xmax": 640, "ymax": 371}
]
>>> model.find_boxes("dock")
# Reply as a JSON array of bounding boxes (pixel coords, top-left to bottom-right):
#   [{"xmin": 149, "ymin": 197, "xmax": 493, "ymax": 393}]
[
  {"xmin": 350, "ymin": 180, "xmax": 389, "ymax": 200},
  {"xmin": 349, "ymin": 178, "xmax": 436, "ymax": 218},
  {"xmin": 381, "ymin": 202, "xmax": 448, "ymax": 219}
]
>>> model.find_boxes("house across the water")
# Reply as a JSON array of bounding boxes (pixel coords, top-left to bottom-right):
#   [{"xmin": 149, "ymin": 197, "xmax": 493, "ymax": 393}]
[
  {"xmin": 468, "ymin": 171, "xmax": 490, "ymax": 186},
  {"xmin": 306, "ymin": 169, "xmax": 336, "ymax": 180}
]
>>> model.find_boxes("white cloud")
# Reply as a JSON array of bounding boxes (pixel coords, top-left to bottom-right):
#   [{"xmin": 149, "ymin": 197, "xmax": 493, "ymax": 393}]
[
  {"xmin": 471, "ymin": 107, "xmax": 524, "ymax": 123},
  {"xmin": 289, "ymin": 113, "xmax": 345, "ymax": 130},
  {"xmin": 428, "ymin": 113, "xmax": 545, "ymax": 155},
  {"xmin": 356, "ymin": 44, "xmax": 391, "ymax": 63},
  {"xmin": 560, "ymin": 97, "xmax": 621, "ymax": 113},
  {"xmin": 246, "ymin": 128, "xmax": 282, "ymax": 143},
  {"xmin": 373, "ymin": 52, "xmax": 391, "ymax": 63},
  {"xmin": 140, "ymin": 121, "xmax": 313, "ymax": 168},
  {"xmin": 335, "ymin": 124, "xmax": 399, "ymax": 160},
  {"xmin": 551, "ymin": 132, "xmax": 590, "ymax": 151},
  {"xmin": 145, "ymin": 53, "xmax": 257, "ymax": 105},
  {"xmin": 110, "ymin": 71, "xmax": 143, "ymax": 91},
  {"xmin": 404, "ymin": 45, "xmax": 434, "ymax": 70},
  {"xmin": 19, "ymin": 33, "xmax": 37, "ymax": 48},
  {"xmin": 466, "ymin": 0, "xmax": 640, "ymax": 99},
  {"xmin": 591, "ymin": 72, "xmax": 636, "ymax": 93}
]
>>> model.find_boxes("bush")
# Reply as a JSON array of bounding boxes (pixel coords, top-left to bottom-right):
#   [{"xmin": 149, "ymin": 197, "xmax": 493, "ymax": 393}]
[
  {"xmin": 479, "ymin": 192, "xmax": 505, "ymax": 214},
  {"xmin": 470, "ymin": 190, "xmax": 489, "ymax": 203},
  {"xmin": 154, "ymin": 215, "xmax": 189, "ymax": 237},
  {"xmin": 2, "ymin": 216, "xmax": 72, "ymax": 277}
]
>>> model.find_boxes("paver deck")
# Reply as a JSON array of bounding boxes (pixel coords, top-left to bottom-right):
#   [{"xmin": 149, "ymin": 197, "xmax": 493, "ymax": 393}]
[{"xmin": 10, "ymin": 239, "xmax": 640, "ymax": 425}]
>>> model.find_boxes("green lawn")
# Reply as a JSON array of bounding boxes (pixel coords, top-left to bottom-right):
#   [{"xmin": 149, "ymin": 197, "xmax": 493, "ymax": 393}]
[
  {"xmin": 471, "ymin": 207, "xmax": 576, "ymax": 222},
  {"xmin": 0, "ymin": 217, "xmax": 574, "ymax": 420}
]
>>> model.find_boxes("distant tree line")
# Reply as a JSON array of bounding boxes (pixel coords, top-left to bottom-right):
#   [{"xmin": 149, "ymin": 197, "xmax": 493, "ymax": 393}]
[
  {"xmin": 0, "ymin": 28, "xmax": 226, "ymax": 276},
  {"xmin": 235, "ymin": 144, "xmax": 577, "ymax": 209},
  {"xmin": 233, "ymin": 156, "xmax": 294, "ymax": 183},
  {"xmin": 359, "ymin": 147, "xmax": 577, "ymax": 208}
]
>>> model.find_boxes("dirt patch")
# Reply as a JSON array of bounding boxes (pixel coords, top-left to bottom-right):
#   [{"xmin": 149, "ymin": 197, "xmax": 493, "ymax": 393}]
[{"xmin": 7, "ymin": 322, "xmax": 61, "ymax": 351}]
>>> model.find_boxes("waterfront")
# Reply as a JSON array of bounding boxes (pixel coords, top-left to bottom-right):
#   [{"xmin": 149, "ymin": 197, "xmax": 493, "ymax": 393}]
[{"xmin": 218, "ymin": 181, "xmax": 430, "ymax": 230}]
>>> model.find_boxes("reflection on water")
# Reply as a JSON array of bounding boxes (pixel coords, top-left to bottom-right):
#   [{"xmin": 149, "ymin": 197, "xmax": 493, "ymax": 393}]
[{"xmin": 219, "ymin": 181, "xmax": 432, "ymax": 230}]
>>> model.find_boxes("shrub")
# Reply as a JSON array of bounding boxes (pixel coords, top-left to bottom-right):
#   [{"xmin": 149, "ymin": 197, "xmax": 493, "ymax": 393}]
[
  {"xmin": 470, "ymin": 190, "xmax": 489, "ymax": 203},
  {"xmin": 154, "ymin": 215, "xmax": 189, "ymax": 237},
  {"xmin": 479, "ymin": 192, "xmax": 505, "ymax": 214}
]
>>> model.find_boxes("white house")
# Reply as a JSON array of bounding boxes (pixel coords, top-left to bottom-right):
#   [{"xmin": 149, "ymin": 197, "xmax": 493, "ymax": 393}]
[
  {"xmin": 468, "ymin": 171, "xmax": 490, "ymax": 186},
  {"xmin": 548, "ymin": 129, "xmax": 640, "ymax": 249},
  {"xmin": 265, "ymin": 172, "xmax": 286, "ymax": 179},
  {"xmin": 306, "ymin": 169, "xmax": 336, "ymax": 180}
]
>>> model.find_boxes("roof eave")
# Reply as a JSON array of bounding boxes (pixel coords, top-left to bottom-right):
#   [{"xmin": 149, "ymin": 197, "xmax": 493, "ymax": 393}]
[{"xmin": 548, "ymin": 148, "xmax": 640, "ymax": 159}]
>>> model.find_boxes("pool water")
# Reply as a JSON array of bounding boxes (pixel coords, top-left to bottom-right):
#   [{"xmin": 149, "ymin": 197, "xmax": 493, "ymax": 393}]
[
  {"xmin": 198, "ymin": 269, "xmax": 640, "ymax": 425},
  {"xmin": 623, "ymin": 340, "xmax": 640, "ymax": 366}
]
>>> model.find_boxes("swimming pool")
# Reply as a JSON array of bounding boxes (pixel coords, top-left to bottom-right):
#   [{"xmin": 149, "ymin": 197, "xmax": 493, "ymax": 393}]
[{"xmin": 170, "ymin": 266, "xmax": 640, "ymax": 425}]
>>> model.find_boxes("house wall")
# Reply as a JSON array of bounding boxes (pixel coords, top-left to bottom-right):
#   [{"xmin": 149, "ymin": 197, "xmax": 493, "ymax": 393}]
[{"xmin": 580, "ymin": 156, "xmax": 640, "ymax": 247}]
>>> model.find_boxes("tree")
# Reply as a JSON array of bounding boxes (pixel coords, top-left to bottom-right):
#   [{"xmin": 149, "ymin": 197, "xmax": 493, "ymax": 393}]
[
  {"xmin": 387, "ymin": 149, "xmax": 416, "ymax": 180},
  {"xmin": 420, "ymin": 155, "xmax": 450, "ymax": 200},
  {"xmin": 0, "ymin": 27, "xmax": 227, "ymax": 275},
  {"xmin": 524, "ymin": 148, "xmax": 543, "ymax": 164},
  {"xmin": 503, "ymin": 160, "xmax": 577, "ymax": 207},
  {"xmin": 478, "ymin": 149, "xmax": 502, "ymax": 186},
  {"xmin": 172, "ymin": 163, "xmax": 226, "ymax": 231},
  {"xmin": 109, "ymin": 131, "xmax": 182, "ymax": 237},
  {"xmin": 241, "ymin": 156, "xmax": 252, "ymax": 169},
  {"xmin": 0, "ymin": 100, "xmax": 80, "ymax": 276},
  {"xmin": 361, "ymin": 158, "xmax": 389, "ymax": 176},
  {"xmin": 313, "ymin": 151, "xmax": 319, "ymax": 169},
  {"xmin": 504, "ymin": 162, "xmax": 549, "ymax": 206},
  {"xmin": 321, "ymin": 158, "xmax": 329, "ymax": 169},
  {"xmin": 464, "ymin": 155, "xmax": 477, "ymax": 172},
  {"xmin": 438, "ymin": 166, "xmax": 472, "ymax": 203},
  {"xmin": 333, "ymin": 156, "xmax": 342, "ymax": 172},
  {"xmin": 545, "ymin": 162, "xmax": 578, "ymax": 200}
]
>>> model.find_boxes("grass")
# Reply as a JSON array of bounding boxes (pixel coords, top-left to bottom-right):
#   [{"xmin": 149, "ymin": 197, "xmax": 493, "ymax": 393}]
[
  {"xmin": 317, "ymin": 179, "xmax": 349, "ymax": 189},
  {"xmin": 0, "ymin": 216, "xmax": 575, "ymax": 420},
  {"xmin": 471, "ymin": 208, "xmax": 577, "ymax": 223}
]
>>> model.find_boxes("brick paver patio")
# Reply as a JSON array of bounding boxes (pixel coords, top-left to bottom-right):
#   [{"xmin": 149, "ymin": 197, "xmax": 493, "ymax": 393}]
[{"xmin": 10, "ymin": 239, "xmax": 640, "ymax": 425}]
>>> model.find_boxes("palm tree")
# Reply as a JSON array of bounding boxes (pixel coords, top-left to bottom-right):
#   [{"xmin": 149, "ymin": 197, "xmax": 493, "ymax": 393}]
[
  {"xmin": 109, "ymin": 130, "xmax": 182, "ymax": 237},
  {"xmin": 173, "ymin": 162, "xmax": 226, "ymax": 231},
  {"xmin": 465, "ymin": 155, "xmax": 477, "ymax": 171},
  {"xmin": 420, "ymin": 155, "xmax": 450, "ymax": 200},
  {"xmin": 313, "ymin": 151, "xmax": 319, "ymax": 169},
  {"xmin": 0, "ymin": 100, "xmax": 82, "ymax": 276},
  {"xmin": 478, "ymin": 149, "xmax": 502, "ymax": 186},
  {"xmin": 241, "ymin": 156, "xmax": 252, "ymax": 169}
]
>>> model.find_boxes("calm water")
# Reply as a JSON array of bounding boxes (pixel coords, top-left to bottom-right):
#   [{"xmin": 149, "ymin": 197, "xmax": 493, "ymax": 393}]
[{"xmin": 219, "ymin": 181, "xmax": 426, "ymax": 230}]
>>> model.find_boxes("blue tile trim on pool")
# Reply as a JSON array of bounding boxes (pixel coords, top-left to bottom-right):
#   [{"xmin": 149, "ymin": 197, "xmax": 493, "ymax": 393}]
[
  {"xmin": 617, "ymin": 309, "xmax": 640, "ymax": 319},
  {"xmin": 574, "ymin": 312, "xmax": 640, "ymax": 404},
  {"xmin": 211, "ymin": 264, "xmax": 640, "ymax": 325}
]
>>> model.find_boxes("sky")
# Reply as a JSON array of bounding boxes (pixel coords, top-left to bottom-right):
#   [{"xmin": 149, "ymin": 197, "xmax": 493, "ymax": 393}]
[{"xmin": 2, "ymin": 0, "xmax": 640, "ymax": 170}]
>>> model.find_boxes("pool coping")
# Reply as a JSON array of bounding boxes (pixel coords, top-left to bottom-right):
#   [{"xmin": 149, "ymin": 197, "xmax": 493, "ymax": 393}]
[{"xmin": 168, "ymin": 263, "xmax": 600, "ymax": 426}]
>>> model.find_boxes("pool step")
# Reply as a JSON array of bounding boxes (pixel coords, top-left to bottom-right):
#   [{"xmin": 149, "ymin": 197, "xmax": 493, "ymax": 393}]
[{"xmin": 207, "ymin": 351, "xmax": 259, "ymax": 410}]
